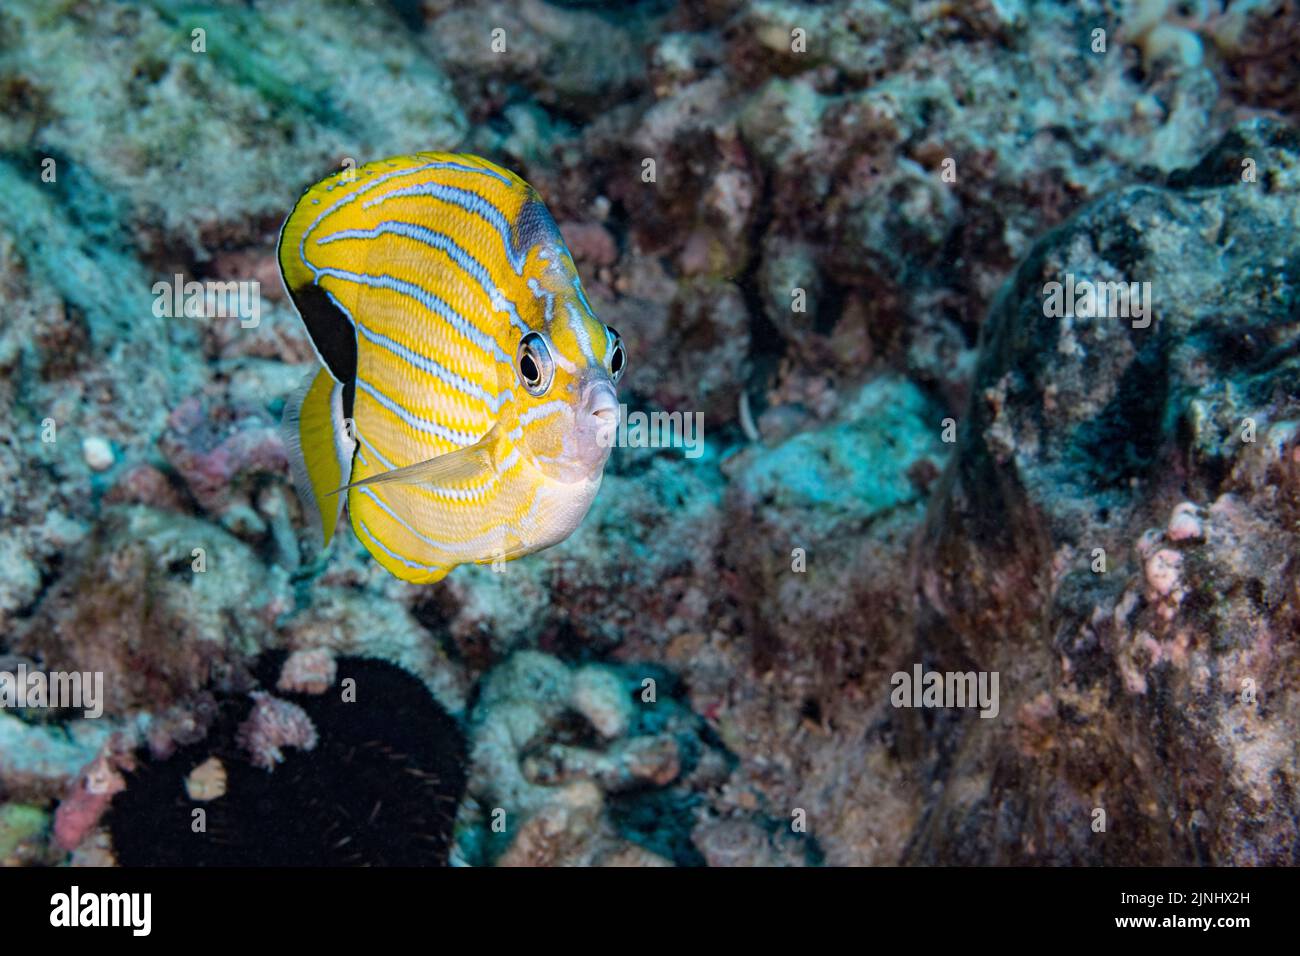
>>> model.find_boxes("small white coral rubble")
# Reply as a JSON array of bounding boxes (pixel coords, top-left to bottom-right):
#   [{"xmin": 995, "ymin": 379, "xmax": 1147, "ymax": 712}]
[
  {"xmin": 184, "ymin": 756, "xmax": 227, "ymax": 801},
  {"xmin": 570, "ymin": 665, "xmax": 632, "ymax": 739}
]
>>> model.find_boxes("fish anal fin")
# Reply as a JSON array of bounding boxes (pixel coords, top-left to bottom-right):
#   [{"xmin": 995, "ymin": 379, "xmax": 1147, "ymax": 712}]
[{"xmin": 282, "ymin": 367, "xmax": 356, "ymax": 547}]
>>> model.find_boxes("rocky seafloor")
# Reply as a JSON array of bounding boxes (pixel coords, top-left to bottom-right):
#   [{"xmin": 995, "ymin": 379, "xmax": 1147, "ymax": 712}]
[{"xmin": 0, "ymin": 0, "xmax": 1297, "ymax": 866}]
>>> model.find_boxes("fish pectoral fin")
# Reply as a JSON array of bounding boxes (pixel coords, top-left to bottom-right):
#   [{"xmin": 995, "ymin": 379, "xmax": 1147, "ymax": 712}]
[{"xmin": 329, "ymin": 425, "xmax": 499, "ymax": 496}]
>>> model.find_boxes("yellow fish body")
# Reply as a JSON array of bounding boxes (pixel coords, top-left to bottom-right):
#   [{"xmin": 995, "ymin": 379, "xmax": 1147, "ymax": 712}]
[{"xmin": 278, "ymin": 153, "xmax": 625, "ymax": 583}]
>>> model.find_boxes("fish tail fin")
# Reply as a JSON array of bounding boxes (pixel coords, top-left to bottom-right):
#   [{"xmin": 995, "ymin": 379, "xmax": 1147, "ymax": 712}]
[{"xmin": 282, "ymin": 366, "xmax": 356, "ymax": 548}]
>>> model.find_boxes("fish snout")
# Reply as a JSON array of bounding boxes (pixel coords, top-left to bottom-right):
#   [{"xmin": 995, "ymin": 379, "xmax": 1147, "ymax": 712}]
[
  {"xmin": 580, "ymin": 381, "xmax": 620, "ymax": 454},
  {"xmin": 583, "ymin": 381, "xmax": 619, "ymax": 421}
]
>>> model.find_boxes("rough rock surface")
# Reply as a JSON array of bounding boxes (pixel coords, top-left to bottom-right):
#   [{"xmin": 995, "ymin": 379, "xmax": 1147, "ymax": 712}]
[
  {"xmin": 907, "ymin": 118, "xmax": 1300, "ymax": 865},
  {"xmin": 1, "ymin": 0, "xmax": 1297, "ymax": 866}
]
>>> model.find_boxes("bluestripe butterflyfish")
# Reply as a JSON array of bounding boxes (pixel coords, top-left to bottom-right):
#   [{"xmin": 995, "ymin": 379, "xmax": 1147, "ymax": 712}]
[{"xmin": 278, "ymin": 153, "xmax": 626, "ymax": 584}]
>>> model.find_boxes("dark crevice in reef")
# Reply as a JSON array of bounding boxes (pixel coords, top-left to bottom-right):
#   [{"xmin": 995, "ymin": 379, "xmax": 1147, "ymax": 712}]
[
  {"xmin": 608, "ymin": 788, "xmax": 709, "ymax": 866},
  {"xmin": 381, "ymin": 0, "xmax": 426, "ymax": 32},
  {"xmin": 736, "ymin": 167, "xmax": 788, "ymax": 417},
  {"xmin": 1068, "ymin": 322, "xmax": 1171, "ymax": 491},
  {"xmin": 1, "ymin": 148, "xmax": 129, "ymax": 243}
]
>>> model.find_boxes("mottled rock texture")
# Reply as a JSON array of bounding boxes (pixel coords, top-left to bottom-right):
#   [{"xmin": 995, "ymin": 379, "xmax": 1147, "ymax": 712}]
[
  {"xmin": 1, "ymin": 0, "xmax": 1297, "ymax": 866},
  {"xmin": 909, "ymin": 119, "xmax": 1300, "ymax": 865}
]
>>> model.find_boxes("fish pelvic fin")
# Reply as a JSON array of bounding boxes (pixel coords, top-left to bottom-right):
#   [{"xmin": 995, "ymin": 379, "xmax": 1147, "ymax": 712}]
[
  {"xmin": 330, "ymin": 422, "xmax": 501, "ymax": 495},
  {"xmin": 282, "ymin": 366, "xmax": 356, "ymax": 548}
]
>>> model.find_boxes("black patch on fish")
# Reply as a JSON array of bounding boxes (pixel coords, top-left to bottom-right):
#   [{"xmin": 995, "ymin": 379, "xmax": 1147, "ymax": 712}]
[
  {"xmin": 514, "ymin": 196, "xmax": 563, "ymax": 260},
  {"xmin": 290, "ymin": 282, "xmax": 358, "ymax": 418}
]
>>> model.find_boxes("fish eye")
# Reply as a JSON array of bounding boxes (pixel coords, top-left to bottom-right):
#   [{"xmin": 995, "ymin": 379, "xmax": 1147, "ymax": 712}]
[
  {"xmin": 516, "ymin": 331, "xmax": 554, "ymax": 396},
  {"xmin": 606, "ymin": 327, "xmax": 626, "ymax": 383}
]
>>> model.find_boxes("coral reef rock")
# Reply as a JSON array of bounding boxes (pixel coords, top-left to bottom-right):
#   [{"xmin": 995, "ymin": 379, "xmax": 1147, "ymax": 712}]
[{"xmin": 909, "ymin": 119, "xmax": 1300, "ymax": 865}]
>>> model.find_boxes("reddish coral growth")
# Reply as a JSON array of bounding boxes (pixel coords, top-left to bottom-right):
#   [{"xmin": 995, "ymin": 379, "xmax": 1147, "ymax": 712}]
[
  {"xmin": 53, "ymin": 748, "xmax": 132, "ymax": 852},
  {"xmin": 1221, "ymin": 0, "xmax": 1300, "ymax": 120},
  {"xmin": 159, "ymin": 397, "xmax": 288, "ymax": 514},
  {"xmin": 103, "ymin": 463, "xmax": 189, "ymax": 512},
  {"xmin": 237, "ymin": 692, "xmax": 319, "ymax": 771},
  {"xmin": 277, "ymin": 649, "xmax": 337, "ymax": 696}
]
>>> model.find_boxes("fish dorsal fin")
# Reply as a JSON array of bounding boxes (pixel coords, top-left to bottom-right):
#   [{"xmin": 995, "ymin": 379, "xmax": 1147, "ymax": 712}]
[
  {"xmin": 331, "ymin": 422, "xmax": 502, "ymax": 495},
  {"xmin": 278, "ymin": 184, "xmax": 363, "ymax": 391},
  {"xmin": 277, "ymin": 151, "xmax": 546, "ymax": 420}
]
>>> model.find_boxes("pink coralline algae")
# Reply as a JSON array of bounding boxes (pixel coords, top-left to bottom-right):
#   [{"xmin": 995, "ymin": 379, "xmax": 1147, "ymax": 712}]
[
  {"xmin": 1166, "ymin": 501, "xmax": 1205, "ymax": 542},
  {"xmin": 53, "ymin": 750, "xmax": 130, "ymax": 853},
  {"xmin": 159, "ymin": 397, "xmax": 289, "ymax": 515},
  {"xmin": 102, "ymin": 463, "xmax": 189, "ymax": 512},
  {"xmin": 236, "ymin": 692, "xmax": 319, "ymax": 771},
  {"xmin": 277, "ymin": 649, "xmax": 338, "ymax": 696}
]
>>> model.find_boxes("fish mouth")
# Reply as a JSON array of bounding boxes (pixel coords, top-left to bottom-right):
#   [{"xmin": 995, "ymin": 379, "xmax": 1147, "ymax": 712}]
[
  {"xmin": 580, "ymin": 380, "xmax": 620, "ymax": 453},
  {"xmin": 582, "ymin": 381, "xmax": 620, "ymax": 424}
]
